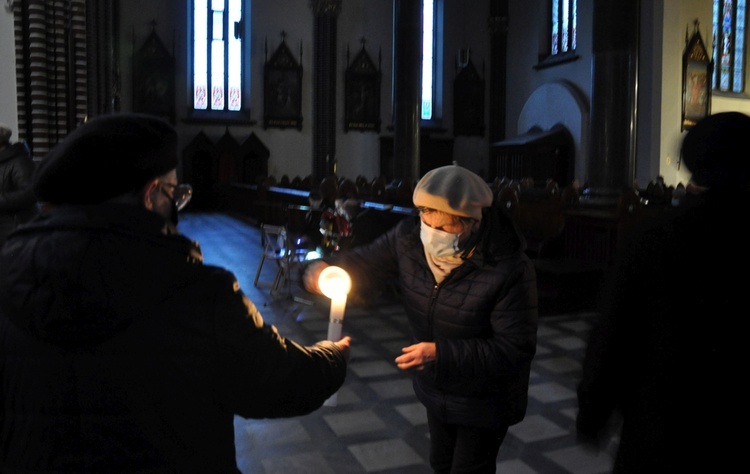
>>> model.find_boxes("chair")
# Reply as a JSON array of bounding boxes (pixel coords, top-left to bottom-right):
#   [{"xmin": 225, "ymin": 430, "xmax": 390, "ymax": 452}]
[{"xmin": 254, "ymin": 224, "xmax": 308, "ymax": 296}]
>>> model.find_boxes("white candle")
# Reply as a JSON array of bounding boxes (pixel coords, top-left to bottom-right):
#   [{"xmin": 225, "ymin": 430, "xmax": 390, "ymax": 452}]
[
  {"xmin": 318, "ymin": 266, "xmax": 351, "ymax": 407},
  {"xmin": 327, "ymin": 295, "xmax": 347, "ymax": 341}
]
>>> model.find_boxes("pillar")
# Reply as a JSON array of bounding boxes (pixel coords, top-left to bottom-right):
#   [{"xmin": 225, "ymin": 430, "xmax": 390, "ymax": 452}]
[
  {"xmin": 392, "ymin": 0, "xmax": 422, "ymax": 181},
  {"xmin": 311, "ymin": 0, "xmax": 341, "ymax": 182},
  {"xmin": 586, "ymin": 0, "xmax": 640, "ymax": 203}
]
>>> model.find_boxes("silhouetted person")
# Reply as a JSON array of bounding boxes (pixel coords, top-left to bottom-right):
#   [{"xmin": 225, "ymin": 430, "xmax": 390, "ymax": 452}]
[
  {"xmin": 576, "ymin": 112, "xmax": 750, "ymax": 473},
  {"xmin": 0, "ymin": 113, "xmax": 351, "ymax": 472}
]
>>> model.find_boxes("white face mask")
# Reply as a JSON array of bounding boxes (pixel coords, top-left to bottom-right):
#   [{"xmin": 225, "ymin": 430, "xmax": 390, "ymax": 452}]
[{"xmin": 420, "ymin": 221, "xmax": 462, "ymax": 257}]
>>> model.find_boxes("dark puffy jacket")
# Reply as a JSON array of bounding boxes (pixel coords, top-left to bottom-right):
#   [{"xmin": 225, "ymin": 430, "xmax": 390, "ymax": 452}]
[
  {"xmin": 0, "ymin": 142, "xmax": 37, "ymax": 242},
  {"xmin": 324, "ymin": 207, "xmax": 538, "ymax": 430},
  {"xmin": 576, "ymin": 188, "xmax": 748, "ymax": 473},
  {"xmin": 0, "ymin": 203, "xmax": 348, "ymax": 473}
]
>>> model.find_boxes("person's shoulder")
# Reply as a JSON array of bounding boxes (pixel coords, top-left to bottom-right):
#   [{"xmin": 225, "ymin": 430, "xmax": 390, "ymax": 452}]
[
  {"xmin": 1, "ymin": 142, "xmax": 33, "ymax": 169},
  {"xmin": 6, "ymin": 142, "xmax": 31, "ymax": 159}
]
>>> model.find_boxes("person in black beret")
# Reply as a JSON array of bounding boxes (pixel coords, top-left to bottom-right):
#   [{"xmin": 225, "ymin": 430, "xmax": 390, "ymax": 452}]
[
  {"xmin": 32, "ymin": 113, "xmax": 187, "ymax": 230},
  {"xmin": 576, "ymin": 111, "xmax": 750, "ymax": 473},
  {"xmin": 0, "ymin": 113, "xmax": 351, "ymax": 472},
  {"xmin": 303, "ymin": 163, "xmax": 538, "ymax": 473},
  {"xmin": 0, "ymin": 122, "xmax": 37, "ymax": 243}
]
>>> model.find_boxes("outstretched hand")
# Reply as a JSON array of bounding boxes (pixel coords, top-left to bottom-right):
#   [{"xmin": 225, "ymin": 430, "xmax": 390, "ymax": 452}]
[{"xmin": 395, "ymin": 342, "xmax": 436, "ymax": 371}]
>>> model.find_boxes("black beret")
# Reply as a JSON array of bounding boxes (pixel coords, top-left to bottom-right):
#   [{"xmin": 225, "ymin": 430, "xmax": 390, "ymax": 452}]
[
  {"xmin": 681, "ymin": 112, "xmax": 750, "ymax": 188},
  {"xmin": 33, "ymin": 113, "xmax": 179, "ymax": 205}
]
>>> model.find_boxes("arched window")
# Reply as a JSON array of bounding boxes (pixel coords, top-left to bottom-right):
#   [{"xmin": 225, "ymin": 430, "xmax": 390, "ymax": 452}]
[
  {"xmin": 190, "ymin": 0, "xmax": 250, "ymax": 118},
  {"xmin": 713, "ymin": 0, "xmax": 747, "ymax": 93},
  {"xmin": 536, "ymin": 0, "xmax": 577, "ymax": 69}
]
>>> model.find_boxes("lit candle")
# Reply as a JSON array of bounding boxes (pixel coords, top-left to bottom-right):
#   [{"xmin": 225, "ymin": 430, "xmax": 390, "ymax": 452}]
[{"xmin": 318, "ymin": 265, "xmax": 351, "ymax": 406}]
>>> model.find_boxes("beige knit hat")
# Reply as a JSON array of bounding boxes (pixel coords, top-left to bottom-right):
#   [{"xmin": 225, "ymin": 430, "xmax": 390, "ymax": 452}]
[{"xmin": 412, "ymin": 164, "xmax": 493, "ymax": 220}]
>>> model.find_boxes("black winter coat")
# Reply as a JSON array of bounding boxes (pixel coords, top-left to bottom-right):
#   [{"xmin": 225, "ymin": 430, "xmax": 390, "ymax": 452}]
[
  {"xmin": 0, "ymin": 142, "xmax": 36, "ymax": 242},
  {"xmin": 0, "ymin": 204, "xmax": 348, "ymax": 473},
  {"xmin": 323, "ymin": 207, "xmax": 538, "ymax": 430},
  {"xmin": 576, "ymin": 188, "xmax": 748, "ymax": 473}
]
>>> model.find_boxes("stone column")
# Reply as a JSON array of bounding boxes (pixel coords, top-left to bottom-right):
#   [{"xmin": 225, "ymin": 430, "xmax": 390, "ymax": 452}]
[
  {"xmin": 311, "ymin": 0, "xmax": 342, "ymax": 182},
  {"xmin": 392, "ymin": 0, "xmax": 422, "ymax": 181},
  {"xmin": 487, "ymin": 0, "xmax": 508, "ymax": 179},
  {"xmin": 585, "ymin": 0, "xmax": 640, "ymax": 204}
]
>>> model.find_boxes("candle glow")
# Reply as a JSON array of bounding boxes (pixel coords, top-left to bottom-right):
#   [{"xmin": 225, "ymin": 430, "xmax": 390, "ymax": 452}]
[{"xmin": 318, "ymin": 265, "xmax": 351, "ymax": 406}]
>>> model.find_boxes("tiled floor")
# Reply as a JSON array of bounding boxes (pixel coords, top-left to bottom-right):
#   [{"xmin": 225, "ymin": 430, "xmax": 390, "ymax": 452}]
[{"xmin": 177, "ymin": 212, "xmax": 618, "ymax": 474}]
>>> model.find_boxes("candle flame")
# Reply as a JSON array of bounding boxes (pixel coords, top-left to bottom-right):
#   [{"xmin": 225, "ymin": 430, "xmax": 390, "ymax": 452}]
[{"xmin": 318, "ymin": 266, "xmax": 351, "ymax": 299}]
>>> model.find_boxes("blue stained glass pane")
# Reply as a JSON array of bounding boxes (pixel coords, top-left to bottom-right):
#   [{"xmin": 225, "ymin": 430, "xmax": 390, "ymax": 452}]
[
  {"xmin": 572, "ymin": 0, "xmax": 577, "ymax": 50},
  {"xmin": 227, "ymin": 0, "xmax": 242, "ymax": 110},
  {"xmin": 734, "ymin": 1, "xmax": 746, "ymax": 91},
  {"xmin": 421, "ymin": 0, "xmax": 434, "ymax": 120},
  {"xmin": 193, "ymin": 0, "xmax": 208, "ymax": 109},
  {"xmin": 714, "ymin": 1, "xmax": 720, "ymax": 88},
  {"xmin": 551, "ymin": 0, "xmax": 559, "ymax": 54},
  {"xmin": 562, "ymin": 0, "xmax": 569, "ymax": 52},
  {"xmin": 720, "ymin": 1, "xmax": 733, "ymax": 90},
  {"xmin": 551, "ymin": 1, "xmax": 575, "ymax": 55}
]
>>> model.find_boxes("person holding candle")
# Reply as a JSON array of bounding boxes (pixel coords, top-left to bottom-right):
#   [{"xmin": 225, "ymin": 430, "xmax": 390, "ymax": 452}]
[
  {"xmin": 304, "ymin": 163, "xmax": 538, "ymax": 473},
  {"xmin": 0, "ymin": 113, "xmax": 351, "ymax": 473},
  {"xmin": 576, "ymin": 112, "xmax": 750, "ymax": 473}
]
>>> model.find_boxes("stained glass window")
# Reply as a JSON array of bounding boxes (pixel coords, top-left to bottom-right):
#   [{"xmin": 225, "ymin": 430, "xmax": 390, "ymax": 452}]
[
  {"xmin": 421, "ymin": 0, "xmax": 436, "ymax": 120},
  {"xmin": 551, "ymin": 0, "xmax": 576, "ymax": 55},
  {"xmin": 192, "ymin": 0, "xmax": 245, "ymax": 112},
  {"xmin": 713, "ymin": 0, "xmax": 747, "ymax": 92}
]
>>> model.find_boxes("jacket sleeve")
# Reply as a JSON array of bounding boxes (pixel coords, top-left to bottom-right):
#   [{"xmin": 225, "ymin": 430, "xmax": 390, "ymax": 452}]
[
  {"xmin": 207, "ymin": 271, "xmax": 348, "ymax": 418},
  {"xmin": 322, "ymin": 217, "xmax": 412, "ymax": 297}
]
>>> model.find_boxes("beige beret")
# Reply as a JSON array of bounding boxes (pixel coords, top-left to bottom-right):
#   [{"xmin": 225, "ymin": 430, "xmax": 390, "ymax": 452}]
[{"xmin": 412, "ymin": 164, "xmax": 493, "ymax": 220}]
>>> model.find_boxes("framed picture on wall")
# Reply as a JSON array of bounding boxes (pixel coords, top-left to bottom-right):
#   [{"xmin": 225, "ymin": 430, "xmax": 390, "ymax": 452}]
[
  {"xmin": 344, "ymin": 41, "xmax": 381, "ymax": 132},
  {"xmin": 453, "ymin": 56, "xmax": 485, "ymax": 137},
  {"xmin": 264, "ymin": 34, "xmax": 303, "ymax": 130},
  {"xmin": 133, "ymin": 28, "xmax": 175, "ymax": 123},
  {"xmin": 682, "ymin": 22, "xmax": 712, "ymax": 131}
]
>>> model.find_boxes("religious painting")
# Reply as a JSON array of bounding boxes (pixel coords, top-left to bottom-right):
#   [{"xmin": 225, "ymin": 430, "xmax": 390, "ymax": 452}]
[
  {"xmin": 344, "ymin": 40, "xmax": 381, "ymax": 132},
  {"xmin": 264, "ymin": 33, "xmax": 303, "ymax": 130},
  {"xmin": 682, "ymin": 22, "xmax": 712, "ymax": 131},
  {"xmin": 453, "ymin": 55, "xmax": 485, "ymax": 137},
  {"xmin": 133, "ymin": 26, "xmax": 175, "ymax": 123}
]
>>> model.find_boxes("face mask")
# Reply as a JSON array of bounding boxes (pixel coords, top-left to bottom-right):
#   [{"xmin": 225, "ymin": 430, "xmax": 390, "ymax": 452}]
[
  {"xmin": 420, "ymin": 221, "xmax": 462, "ymax": 257},
  {"xmin": 158, "ymin": 186, "xmax": 180, "ymax": 226}
]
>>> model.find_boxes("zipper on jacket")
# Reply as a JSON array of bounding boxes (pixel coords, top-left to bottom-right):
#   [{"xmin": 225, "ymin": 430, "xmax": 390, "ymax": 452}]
[{"xmin": 425, "ymin": 260, "xmax": 476, "ymax": 339}]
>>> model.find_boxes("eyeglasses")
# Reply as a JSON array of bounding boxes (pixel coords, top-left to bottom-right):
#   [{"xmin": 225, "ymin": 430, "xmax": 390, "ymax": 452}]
[{"xmin": 158, "ymin": 182, "xmax": 193, "ymax": 211}]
